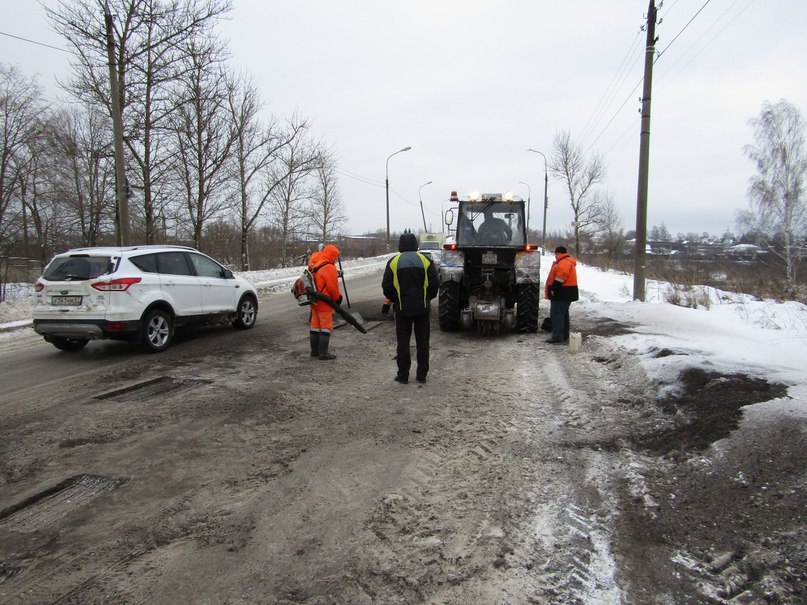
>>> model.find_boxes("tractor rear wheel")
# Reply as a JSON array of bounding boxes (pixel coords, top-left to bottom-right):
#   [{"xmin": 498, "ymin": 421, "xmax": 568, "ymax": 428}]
[
  {"xmin": 515, "ymin": 283, "xmax": 540, "ymax": 332},
  {"xmin": 438, "ymin": 281, "xmax": 461, "ymax": 331}
]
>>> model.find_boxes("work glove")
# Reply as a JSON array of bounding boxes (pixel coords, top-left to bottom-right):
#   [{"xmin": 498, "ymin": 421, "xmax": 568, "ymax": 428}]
[
  {"xmin": 336, "ymin": 295, "xmax": 343, "ymax": 305},
  {"xmin": 337, "ymin": 270, "xmax": 344, "ymax": 278},
  {"xmin": 549, "ymin": 282, "xmax": 560, "ymax": 299}
]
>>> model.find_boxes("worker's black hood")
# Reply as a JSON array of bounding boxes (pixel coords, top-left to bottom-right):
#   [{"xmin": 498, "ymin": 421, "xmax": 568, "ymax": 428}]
[{"xmin": 398, "ymin": 233, "xmax": 418, "ymax": 252}]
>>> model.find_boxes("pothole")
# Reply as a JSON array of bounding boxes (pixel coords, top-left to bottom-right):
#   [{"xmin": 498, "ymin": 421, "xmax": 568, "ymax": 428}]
[
  {"xmin": 0, "ymin": 474, "xmax": 127, "ymax": 533},
  {"xmin": 94, "ymin": 376, "xmax": 210, "ymax": 402}
]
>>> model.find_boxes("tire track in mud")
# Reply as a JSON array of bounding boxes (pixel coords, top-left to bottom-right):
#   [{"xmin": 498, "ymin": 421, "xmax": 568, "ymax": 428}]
[
  {"xmin": 0, "ymin": 290, "xmax": 666, "ymax": 603},
  {"xmin": 520, "ymin": 337, "xmax": 642, "ymax": 604},
  {"xmin": 343, "ymin": 328, "xmax": 639, "ymax": 603},
  {"xmin": 355, "ymin": 333, "xmax": 523, "ymax": 602}
]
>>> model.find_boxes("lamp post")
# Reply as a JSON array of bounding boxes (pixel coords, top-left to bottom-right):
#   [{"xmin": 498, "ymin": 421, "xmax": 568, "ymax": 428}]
[
  {"xmin": 385, "ymin": 146, "xmax": 412, "ymax": 249},
  {"xmin": 418, "ymin": 180, "xmax": 433, "ymax": 232},
  {"xmin": 527, "ymin": 148, "xmax": 549, "ymax": 250}
]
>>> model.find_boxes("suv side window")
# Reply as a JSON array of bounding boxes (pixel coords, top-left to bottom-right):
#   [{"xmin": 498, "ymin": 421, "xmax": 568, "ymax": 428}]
[
  {"xmin": 130, "ymin": 253, "xmax": 157, "ymax": 273},
  {"xmin": 156, "ymin": 252, "xmax": 193, "ymax": 276},
  {"xmin": 188, "ymin": 253, "xmax": 226, "ymax": 278}
]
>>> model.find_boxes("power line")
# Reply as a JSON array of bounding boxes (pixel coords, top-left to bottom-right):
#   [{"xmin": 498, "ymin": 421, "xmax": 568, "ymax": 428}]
[
  {"xmin": 0, "ymin": 30, "xmax": 69, "ymax": 53},
  {"xmin": 657, "ymin": 0, "xmax": 755, "ymax": 91},
  {"xmin": 601, "ymin": 115, "xmax": 641, "ymax": 171},
  {"xmin": 655, "ymin": 0, "xmax": 713, "ymax": 62},
  {"xmin": 335, "ymin": 168, "xmax": 383, "ymax": 188},
  {"xmin": 579, "ymin": 27, "xmax": 644, "ymax": 146},
  {"xmin": 584, "ymin": 76, "xmax": 644, "ymax": 157},
  {"xmin": 585, "ymin": 0, "xmax": 718, "ymax": 157},
  {"xmin": 659, "ymin": 0, "xmax": 683, "ymax": 19}
]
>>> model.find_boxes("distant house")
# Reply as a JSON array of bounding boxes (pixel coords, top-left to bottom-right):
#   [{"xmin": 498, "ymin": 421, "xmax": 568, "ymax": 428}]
[{"xmin": 727, "ymin": 244, "xmax": 766, "ymax": 261}]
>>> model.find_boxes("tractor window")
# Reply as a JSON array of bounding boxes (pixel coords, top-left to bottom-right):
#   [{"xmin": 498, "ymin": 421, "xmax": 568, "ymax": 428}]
[{"xmin": 459, "ymin": 203, "xmax": 525, "ymax": 246}]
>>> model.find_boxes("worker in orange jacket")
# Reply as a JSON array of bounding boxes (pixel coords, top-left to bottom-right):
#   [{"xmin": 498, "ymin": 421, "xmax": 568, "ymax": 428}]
[
  {"xmin": 545, "ymin": 245, "xmax": 579, "ymax": 344},
  {"xmin": 308, "ymin": 244, "xmax": 342, "ymax": 360}
]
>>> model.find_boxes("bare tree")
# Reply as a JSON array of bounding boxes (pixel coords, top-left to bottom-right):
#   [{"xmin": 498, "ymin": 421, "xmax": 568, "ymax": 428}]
[
  {"xmin": 591, "ymin": 190, "xmax": 624, "ymax": 259},
  {"xmin": 307, "ymin": 148, "xmax": 346, "ymax": 245},
  {"xmin": 649, "ymin": 223, "xmax": 671, "ymax": 242},
  {"xmin": 549, "ymin": 130, "xmax": 606, "ymax": 256},
  {"xmin": 226, "ymin": 74, "xmax": 310, "ymax": 270},
  {"xmin": 47, "ymin": 106, "xmax": 117, "ymax": 246},
  {"xmin": 168, "ymin": 37, "xmax": 235, "ymax": 248},
  {"xmin": 0, "ymin": 64, "xmax": 44, "ymax": 256},
  {"xmin": 48, "ymin": 0, "xmax": 232, "ymax": 243},
  {"xmin": 740, "ymin": 99, "xmax": 807, "ymax": 294},
  {"xmin": 267, "ymin": 134, "xmax": 320, "ymax": 266}
]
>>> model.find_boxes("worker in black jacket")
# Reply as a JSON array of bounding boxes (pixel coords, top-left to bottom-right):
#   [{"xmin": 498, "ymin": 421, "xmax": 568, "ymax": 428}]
[{"xmin": 382, "ymin": 232, "xmax": 440, "ymax": 384}]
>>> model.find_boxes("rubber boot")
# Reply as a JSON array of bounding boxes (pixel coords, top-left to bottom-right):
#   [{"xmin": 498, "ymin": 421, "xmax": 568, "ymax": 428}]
[
  {"xmin": 318, "ymin": 332, "xmax": 336, "ymax": 360},
  {"xmin": 309, "ymin": 331, "xmax": 320, "ymax": 357}
]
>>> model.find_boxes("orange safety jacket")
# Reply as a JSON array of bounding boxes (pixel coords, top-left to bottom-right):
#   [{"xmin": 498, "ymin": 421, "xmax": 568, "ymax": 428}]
[
  {"xmin": 308, "ymin": 245, "xmax": 342, "ymax": 311},
  {"xmin": 545, "ymin": 253, "xmax": 579, "ymax": 301}
]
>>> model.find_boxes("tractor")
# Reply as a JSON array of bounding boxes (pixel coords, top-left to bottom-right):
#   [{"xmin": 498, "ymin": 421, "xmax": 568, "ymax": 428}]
[{"xmin": 438, "ymin": 191, "xmax": 541, "ymax": 334}]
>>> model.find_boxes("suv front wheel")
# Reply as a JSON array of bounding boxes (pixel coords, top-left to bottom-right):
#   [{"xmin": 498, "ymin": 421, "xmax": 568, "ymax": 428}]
[{"xmin": 141, "ymin": 308, "xmax": 173, "ymax": 353}]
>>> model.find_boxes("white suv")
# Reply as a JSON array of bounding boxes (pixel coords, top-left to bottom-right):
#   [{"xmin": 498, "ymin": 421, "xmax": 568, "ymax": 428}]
[{"xmin": 33, "ymin": 246, "xmax": 258, "ymax": 353}]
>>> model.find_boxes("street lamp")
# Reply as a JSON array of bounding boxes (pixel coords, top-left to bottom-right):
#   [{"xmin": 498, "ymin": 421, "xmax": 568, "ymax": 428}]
[
  {"xmin": 527, "ymin": 148, "xmax": 549, "ymax": 250},
  {"xmin": 418, "ymin": 180, "xmax": 433, "ymax": 232},
  {"xmin": 385, "ymin": 146, "xmax": 412, "ymax": 249}
]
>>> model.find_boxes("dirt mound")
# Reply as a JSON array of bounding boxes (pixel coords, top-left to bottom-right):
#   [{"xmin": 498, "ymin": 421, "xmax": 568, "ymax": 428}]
[{"xmin": 635, "ymin": 367, "xmax": 788, "ymax": 457}]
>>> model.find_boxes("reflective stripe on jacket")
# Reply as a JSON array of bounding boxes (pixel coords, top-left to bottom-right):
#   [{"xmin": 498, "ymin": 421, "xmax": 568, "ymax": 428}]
[
  {"xmin": 545, "ymin": 253, "xmax": 579, "ymax": 301},
  {"xmin": 382, "ymin": 251, "xmax": 439, "ymax": 316}
]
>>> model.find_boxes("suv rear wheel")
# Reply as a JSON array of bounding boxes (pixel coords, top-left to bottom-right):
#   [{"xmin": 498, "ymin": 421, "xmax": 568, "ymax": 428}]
[
  {"xmin": 234, "ymin": 295, "xmax": 257, "ymax": 329},
  {"xmin": 141, "ymin": 309, "xmax": 173, "ymax": 353}
]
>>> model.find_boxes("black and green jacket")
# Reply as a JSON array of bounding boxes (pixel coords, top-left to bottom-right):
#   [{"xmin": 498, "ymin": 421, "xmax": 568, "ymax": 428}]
[{"xmin": 382, "ymin": 251, "xmax": 439, "ymax": 317}]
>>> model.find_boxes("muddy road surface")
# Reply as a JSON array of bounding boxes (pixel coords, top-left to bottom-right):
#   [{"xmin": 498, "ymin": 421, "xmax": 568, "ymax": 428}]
[{"xmin": 1, "ymin": 272, "xmax": 804, "ymax": 603}]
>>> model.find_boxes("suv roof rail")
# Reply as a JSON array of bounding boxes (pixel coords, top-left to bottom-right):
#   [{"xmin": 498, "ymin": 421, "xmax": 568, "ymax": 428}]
[
  {"xmin": 126, "ymin": 245, "xmax": 196, "ymax": 251},
  {"xmin": 65, "ymin": 244, "xmax": 197, "ymax": 253}
]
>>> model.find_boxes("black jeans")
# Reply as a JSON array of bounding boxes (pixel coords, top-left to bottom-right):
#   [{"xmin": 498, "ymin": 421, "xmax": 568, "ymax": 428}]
[
  {"xmin": 395, "ymin": 313, "xmax": 430, "ymax": 379},
  {"xmin": 549, "ymin": 299, "xmax": 572, "ymax": 341}
]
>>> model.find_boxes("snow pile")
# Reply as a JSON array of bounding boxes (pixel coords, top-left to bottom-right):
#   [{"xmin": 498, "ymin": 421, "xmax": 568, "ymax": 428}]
[{"xmin": 574, "ymin": 261, "xmax": 807, "ymax": 424}]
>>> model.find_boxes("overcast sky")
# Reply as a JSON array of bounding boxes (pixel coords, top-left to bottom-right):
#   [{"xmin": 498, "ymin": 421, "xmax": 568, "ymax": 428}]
[{"xmin": 3, "ymin": 0, "xmax": 806, "ymax": 239}]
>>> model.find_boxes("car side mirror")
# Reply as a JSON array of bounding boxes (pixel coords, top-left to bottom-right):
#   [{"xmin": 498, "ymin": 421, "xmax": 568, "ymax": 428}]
[
  {"xmin": 223, "ymin": 268, "xmax": 234, "ymax": 279},
  {"xmin": 445, "ymin": 209, "xmax": 454, "ymax": 227}
]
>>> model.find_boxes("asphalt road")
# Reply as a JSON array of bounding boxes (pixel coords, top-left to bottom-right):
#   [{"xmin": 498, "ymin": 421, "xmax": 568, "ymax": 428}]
[
  {"xmin": 1, "ymin": 268, "xmax": 803, "ymax": 603},
  {"xmin": 0, "ymin": 271, "xmax": 383, "ymax": 396}
]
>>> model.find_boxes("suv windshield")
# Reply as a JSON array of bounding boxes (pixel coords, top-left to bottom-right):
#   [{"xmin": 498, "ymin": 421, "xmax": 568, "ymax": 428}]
[{"xmin": 43, "ymin": 255, "xmax": 112, "ymax": 281}]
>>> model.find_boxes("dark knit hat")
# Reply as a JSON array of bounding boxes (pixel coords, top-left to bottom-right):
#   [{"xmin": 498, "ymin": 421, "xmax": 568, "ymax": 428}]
[
  {"xmin": 399, "ymin": 232, "xmax": 418, "ymax": 252},
  {"xmin": 555, "ymin": 246, "xmax": 567, "ymax": 254}
]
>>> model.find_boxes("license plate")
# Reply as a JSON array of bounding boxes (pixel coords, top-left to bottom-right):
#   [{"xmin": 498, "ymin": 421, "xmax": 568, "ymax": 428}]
[
  {"xmin": 482, "ymin": 253, "xmax": 497, "ymax": 264},
  {"xmin": 52, "ymin": 295, "xmax": 82, "ymax": 306}
]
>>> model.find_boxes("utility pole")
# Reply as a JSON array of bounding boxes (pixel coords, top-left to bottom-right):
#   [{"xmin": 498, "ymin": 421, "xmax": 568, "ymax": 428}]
[
  {"xmin": 104, "ymin": 1, "xmax": 131, "ymax": 246},
  {"xmin": 633, "ymin": 0, "xmax": 657, "ymax": 301}
]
